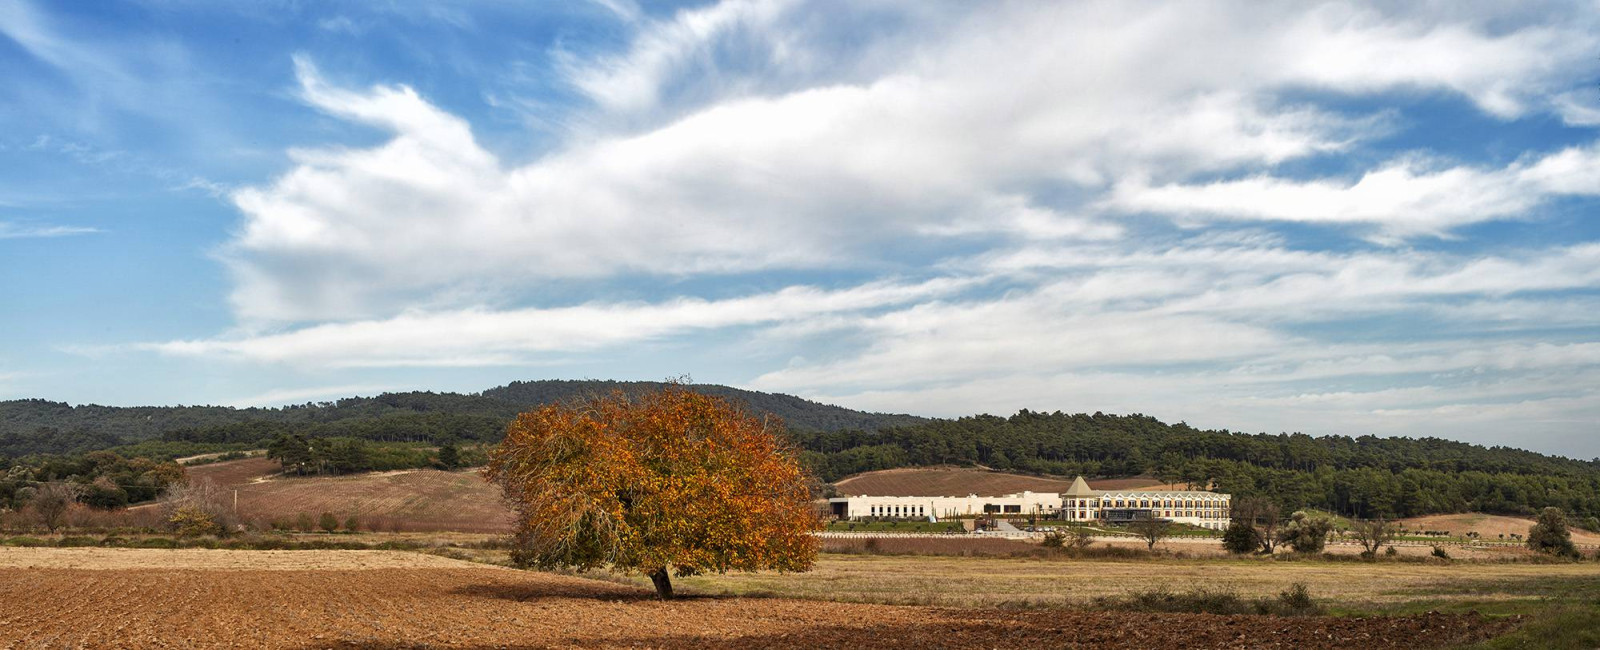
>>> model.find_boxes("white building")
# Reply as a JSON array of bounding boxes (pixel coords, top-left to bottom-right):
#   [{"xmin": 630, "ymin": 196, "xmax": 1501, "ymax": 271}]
[
  {"xmin": 828, "ymin": 491, "xmax": 1061, "ymax": 520},
  {"xmin": 1061, "ymin": 476, "xmax": 1231, "ymax": 530}
]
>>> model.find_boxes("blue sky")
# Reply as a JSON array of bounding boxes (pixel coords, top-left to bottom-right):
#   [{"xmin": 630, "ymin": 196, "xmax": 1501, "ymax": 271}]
[{"xmin": 3, "ymin": 1, "xmax": 1600, "ymax": 457}]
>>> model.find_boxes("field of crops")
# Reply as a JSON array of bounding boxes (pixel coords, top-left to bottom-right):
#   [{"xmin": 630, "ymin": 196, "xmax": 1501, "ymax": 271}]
[{"xmin": 0, "ymin": 548, "xmax": 1517, "ymax": 648}]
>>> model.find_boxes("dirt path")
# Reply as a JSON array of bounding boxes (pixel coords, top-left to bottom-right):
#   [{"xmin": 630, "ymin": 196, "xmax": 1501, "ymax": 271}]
[{"xmin": 0, "ymin": 549, "xmax": 1515, "ymax": 649}]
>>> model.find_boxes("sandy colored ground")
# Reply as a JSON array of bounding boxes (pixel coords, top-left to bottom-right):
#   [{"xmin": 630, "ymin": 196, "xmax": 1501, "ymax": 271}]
[
  {"xmin": 0, "ymin": 547, "xmax": 476, "ymax": 570},
  {"xmin": 670, "ymin": 553, "xmax": 1600, "ymax": 609},
  {"xmin": 0, "ymin": 549, "xmax": 1513, "ymax": 649}
]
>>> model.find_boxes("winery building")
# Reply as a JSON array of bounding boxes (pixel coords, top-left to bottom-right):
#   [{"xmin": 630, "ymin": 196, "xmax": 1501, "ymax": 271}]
[
  {"xmin": 827, "ymin": 491, "xmax": 1061, "ymax": 520},
  {"xmin": 1060, "ymin": 476, "xmax": 1232, "ymax": 530}
]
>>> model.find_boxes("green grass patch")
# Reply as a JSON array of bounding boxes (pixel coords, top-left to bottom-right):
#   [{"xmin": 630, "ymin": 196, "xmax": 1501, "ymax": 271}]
[{"xmin": 826, "ymin": 520, "xmax": 965, "ymax": 533}]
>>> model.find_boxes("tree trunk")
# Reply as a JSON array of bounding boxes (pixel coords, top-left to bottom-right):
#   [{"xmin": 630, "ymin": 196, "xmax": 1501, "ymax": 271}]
[{"xmin": 649, "ymin": 568, "xmax": 673, "ymax": 600}]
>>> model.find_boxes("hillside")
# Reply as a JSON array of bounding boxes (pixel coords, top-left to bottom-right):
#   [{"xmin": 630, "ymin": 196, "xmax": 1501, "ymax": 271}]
[
  {"xmin": 186, "ymin": 457, "xmax": 512, "ymax": 533},
  {"xmin": 0, "ymin": 380, "xmax": 927, "ymax": 457},
  {"xmin": 833, "ymin": 467, "xmax": 1165, "ymax": 497},
  {"xmin": 1397, "ymin": 512, "xmax": 1600, "ymax": 545}
]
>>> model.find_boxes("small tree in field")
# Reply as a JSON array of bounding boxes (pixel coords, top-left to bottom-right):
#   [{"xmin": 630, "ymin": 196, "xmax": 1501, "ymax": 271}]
[
  {"xmin": 159, "ymin": 479, "xmax": 236, "ymax": 536},
  {"xmin": 1277, "ymin": 511, "xmax": 1334, "ymax": 554},
  {"xmin": 1130, "ymin": 518, "xmax": 1171, "ymax": 551},
  {"xmin": 1221, "ymin": 518, "xmax": 1263, "ymax": 554},
  {"xmin": 318, "ymin": 512, "xmax": 339, "ymax": 533},
  {"xmin": 1528, "ymin": 507, "xmax": 1578, "ymax": 557},
  {"xmin": 486, "ymin": 385, "xmax": 822, "ymax": 599},
  {"xmin": 1351, "ymin": 517, "xmax": 1396, "ymax": 558},
  {"xmin": 28, "ymin": 482, "xmax": 81, "ymax": 533},
  {"xmin": 1231, "ymin": 496, "xmax": 1280, "ymax": 554}
]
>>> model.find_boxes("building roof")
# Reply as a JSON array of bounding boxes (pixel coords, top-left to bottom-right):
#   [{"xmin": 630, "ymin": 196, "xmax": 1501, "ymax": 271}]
[{"xmin": 1063, "ymin": 475, "xmax": 1100, "ymax": 497}]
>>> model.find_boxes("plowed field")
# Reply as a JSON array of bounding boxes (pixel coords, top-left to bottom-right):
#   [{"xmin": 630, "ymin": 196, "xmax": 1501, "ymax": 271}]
[{"xmin": 0, "ymin": 549, "xmax": 1515, "ymax": 649}]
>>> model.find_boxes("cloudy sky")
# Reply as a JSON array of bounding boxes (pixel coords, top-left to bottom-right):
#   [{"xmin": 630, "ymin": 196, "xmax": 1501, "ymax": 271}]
[{"xmin": 3, "ymin": 1, "xmax": 1599, "ymax": 457}]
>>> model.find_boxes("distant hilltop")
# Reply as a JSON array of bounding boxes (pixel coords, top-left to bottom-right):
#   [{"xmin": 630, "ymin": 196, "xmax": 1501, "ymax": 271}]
[{"xmin": 0, "ymin": 379, "xmax": 929, "ymax": 457}]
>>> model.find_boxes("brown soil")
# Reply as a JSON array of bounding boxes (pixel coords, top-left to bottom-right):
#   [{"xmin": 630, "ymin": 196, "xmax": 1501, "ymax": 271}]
[
  {"xmin": 835, "ymin": 467, "xmax": 1160, "ymax": 497},
  {"xmin": 0, "ymin": 553, "xmax": 1515, "ymax": 649},
  {"xmin": 185, "ymin": 458, "xmax": 513, "ymax": 533}
]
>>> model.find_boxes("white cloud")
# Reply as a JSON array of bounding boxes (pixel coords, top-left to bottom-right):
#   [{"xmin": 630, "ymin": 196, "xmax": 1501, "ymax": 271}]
[
  {"xmin": 0, "ymin": 221, "xmax": 100, "ymax": 239},
  {"xmin": 148, "ymin": 278, "xmax": 972, "ymax": 367},
  {"xmin": 1105, "ymin": 144, "xmax": 1600, "ymax": 239},
  {"xmin": 228, "ymin": 383, "xmax": 394, "ymax": 408},
  {"xmin": 222, "ymin": 3, "xmax": 1599, "ymax": 322}
]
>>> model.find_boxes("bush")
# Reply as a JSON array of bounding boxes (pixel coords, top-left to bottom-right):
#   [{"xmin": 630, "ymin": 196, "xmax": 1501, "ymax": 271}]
[
  {"xmin": 1431, "ymin": 545, "xmax": 1451, "ymax": 560},
  {"xmin": 158, "ymin": 480, "xmax": 237, "ymax": 537},
  {"xmin": 295, "ymin": 512, "xmax": 314, "ymax": 532},
  {"xmin": 1385, "ymin": 545, "xmax": 1398, "ymax": 556},
  {"xmin": 1528, "ymin": 507, "xmax": 1579, "ymax": 558},
  {"xmin": 1277, "ymin": 511, "xmax": 1334, "ymax": 554},
  {"xmin": 1040, "ymin": 530, "xmax": 1066, "ymax": 548},
  {"xmin": 1222, "ymin": 520, "xmax": 1262, "ymax": 554},
  {"xmin": 1093, "ymin": 583, "xmax": 1321, "ymax": 616},
  {"xmin": 169, "ymin": 506, "xmax": 222, "ymax": 537},
  {"xmin": 1274, "ymin": 583, "xmax": 1320, "ymax": 615},
  {"xmin": 344, "ymin": 515, "xmax": 360, "ymax": 532},
  {"xmin": 3, "ymin": 536, "xmax": 49, "ymax": 547},
  {"xmin": 56, "ymin": 536, "xmax": 100, "ymax": 547},
  {"xmin": 318, "ymin": 512, "xmax": 339, "ymax": 533}
]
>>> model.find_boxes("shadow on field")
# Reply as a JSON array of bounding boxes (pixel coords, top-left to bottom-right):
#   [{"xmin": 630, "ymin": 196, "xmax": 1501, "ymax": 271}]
[{"xmin": 451, "ymin": 581, "xmax": 730, "ymax": 603}]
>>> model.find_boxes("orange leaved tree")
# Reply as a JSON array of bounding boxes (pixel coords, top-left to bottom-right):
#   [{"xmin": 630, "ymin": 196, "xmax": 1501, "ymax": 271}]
[{"xmin": 485, "ymin": 384, "xmax": 821, "ymax": 598}]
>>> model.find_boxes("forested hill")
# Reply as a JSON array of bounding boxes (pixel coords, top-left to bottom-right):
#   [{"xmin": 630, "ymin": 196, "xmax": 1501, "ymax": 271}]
[
  {"xmin": 0, "ymin": 380, "xmax": 927, "ymax": 457},
  {"xmin": 794, "ymin": 410, "xmax": 1600, "ymax": 519}
]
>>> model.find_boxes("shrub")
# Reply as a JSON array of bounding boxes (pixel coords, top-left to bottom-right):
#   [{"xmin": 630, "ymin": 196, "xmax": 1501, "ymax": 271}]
[
  {"xmin": 158, "ymin": 480, "xmax": 237, "ymax": 537},
  {"xmin": 3, "ymin": 536, "xmax": 49, "ymax": 547},
  {"xmin": 169, "ymin": 506, "xmax": 221, "ymax": 537},
  {"xmin": 1274, "ymin": 583, "xmax": 1321, "ymax": 615},
  {"xmin": 1093, "ymin": 583, "xmax": 1321, "ymax": 616},
  {"xmin": 1431, "ymin": 545, "xmax": 1451, "ymax": 560},
  {"xmin": 1221, "ymin": 520, "xmax": 1262, "ymax": 554},
  {"xmin": 295, "ymin": 512, "xmax": 314, "ymax": 532},
  {"xmin": 1040, "ymin": 530, "xmax": 1066, "ymax": 548},
  {"xmin": 1277, "ymin": 511, "xmax": 1334, "ymax": 554},
  {"xmin": 1385, "ymin": 545, "xmax": 1397, "ymax": 556},
  {"xmin": 318, "ymin": 512, "xmax": 339, "ymax": 533},
  {"xmin": 344, "ymin": 515, "xmax": 360, "ymax": 532},
  {"xmin": 1528, "ymin": 507, "xmax": 1579, "ymax": 558},
  {"xmin": 56, "ymin": 536, "xmax": 100, "ymax": 547}
]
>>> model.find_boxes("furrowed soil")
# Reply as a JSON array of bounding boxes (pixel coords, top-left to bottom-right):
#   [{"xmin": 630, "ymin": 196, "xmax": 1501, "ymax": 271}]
[{"xmin": 0, "ymin": 548, "xmax": 1515, "ymax": 649}]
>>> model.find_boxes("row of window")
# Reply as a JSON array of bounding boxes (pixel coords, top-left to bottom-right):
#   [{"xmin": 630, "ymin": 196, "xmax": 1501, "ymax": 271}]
[
  {"xmin": 1066, "ymin": 498, "xmax": 1226, "ymax": 509},
  {"xmin": 1066, "ymin": 509, "xmax": 1227, "ymax": 520},
  {"xmin": 870, "ymin": 504, "xmax": 927, "ymax": 517}
]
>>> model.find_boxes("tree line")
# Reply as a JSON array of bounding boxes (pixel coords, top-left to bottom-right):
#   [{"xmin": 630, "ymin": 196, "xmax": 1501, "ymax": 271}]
[{"xmin": 791, "ymin": 410, "xmax": 1600, "ymax": 518}]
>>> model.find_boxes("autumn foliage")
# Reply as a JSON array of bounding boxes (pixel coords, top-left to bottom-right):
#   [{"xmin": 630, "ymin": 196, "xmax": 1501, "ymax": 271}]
[{"xmin": 485, "ymin": 385, "xmax": 821, "ymax": 598}]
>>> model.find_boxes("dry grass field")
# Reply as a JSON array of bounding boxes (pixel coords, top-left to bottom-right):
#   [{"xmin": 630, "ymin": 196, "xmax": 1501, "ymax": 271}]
[
  {"xmin": 0, "ymin": 548, "xmax": 1518, "ymax": 649},
  {"xmin": 1399, "ymin": 512, "xmax": 1600, "ymax": 544},
  {"xmin": 184, "ymin": 457, "xmax": 514, "ymax": 533},
  {"xmin": 833, "ymin": 467, "xmax": 1163, "ymax": 497},
  {"xmin": 661, "ymin": 553, "xmax": 1600, "ymax": 611}
]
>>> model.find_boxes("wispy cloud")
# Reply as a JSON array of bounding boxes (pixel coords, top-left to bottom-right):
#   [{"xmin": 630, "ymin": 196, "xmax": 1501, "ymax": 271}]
[
  {"xmin": 0, "ymin": 221, "xmax": 100, "ymax": 239},
  {"xmin": 228, "ymin": 384, "xmax": 397, "ymax": 408}
]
